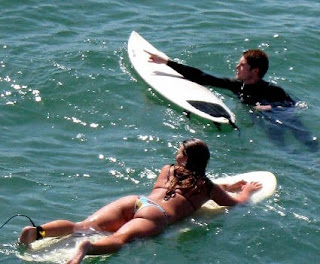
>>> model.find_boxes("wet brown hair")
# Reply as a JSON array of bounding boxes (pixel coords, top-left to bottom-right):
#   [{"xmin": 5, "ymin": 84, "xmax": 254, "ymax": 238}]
[
  {"xmin": 243, "ymin": 49, "xmax": 269, "ymax": 79},
  {"xmin": 164, "ymin": 138, "xmax": 210, "ymax": 200}
]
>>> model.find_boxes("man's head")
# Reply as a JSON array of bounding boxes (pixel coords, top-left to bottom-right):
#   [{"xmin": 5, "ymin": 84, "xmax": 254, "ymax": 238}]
[
  {"xmin": 243, "ymin": 49, "xmax": 269, "ymax": 78},
  {"xmin": 236, "ymin": 49, "xmax": 269, "ymax": 84}
]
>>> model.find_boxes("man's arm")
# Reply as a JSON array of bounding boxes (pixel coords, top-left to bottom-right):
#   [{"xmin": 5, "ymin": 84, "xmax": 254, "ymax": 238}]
[
  {"xmin": 147, "ymin": 51, "xmax": 238, "ymax": 90},
  {"xmin": 167, "ymin": 60, "xmax": 231, "ymax": 87}
]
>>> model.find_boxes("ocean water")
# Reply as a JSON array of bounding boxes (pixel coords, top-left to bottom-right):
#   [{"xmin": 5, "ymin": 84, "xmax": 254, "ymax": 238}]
[{"xmin": 0, "ymin": 0, "xmax": 319, "ymax": 263}]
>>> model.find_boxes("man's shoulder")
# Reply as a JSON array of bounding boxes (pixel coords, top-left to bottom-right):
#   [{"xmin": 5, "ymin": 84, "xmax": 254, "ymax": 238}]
[
  {"xmin": 259, "ymin": 80, "xmax": 288, "ymax": 94},
  {"xmin": 260, "ymin": 80, "xmax": 282, "ymax": 88},
  {"xmin": 260, "ymin": 80, "xmax": 296, "ymax": 105}
]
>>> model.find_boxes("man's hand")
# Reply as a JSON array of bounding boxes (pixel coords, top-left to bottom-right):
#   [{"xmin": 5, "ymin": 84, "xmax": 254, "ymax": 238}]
[
  {"xmin": 145, "ymin": 50, "xmax": 169, "ymax": 64},
  {"xmin": 254, "ymin": 104, "xmax": 272, "ymax": 111}
]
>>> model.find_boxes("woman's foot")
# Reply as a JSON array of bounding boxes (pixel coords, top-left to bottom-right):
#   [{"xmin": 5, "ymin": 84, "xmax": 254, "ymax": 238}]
[
  {"xmin": 67, "ymin": 240, "xmax": 91, "ymax": 264},
  {"xmin": 19, "ymin": 226, "xmax": 37, "ymax": 245}
]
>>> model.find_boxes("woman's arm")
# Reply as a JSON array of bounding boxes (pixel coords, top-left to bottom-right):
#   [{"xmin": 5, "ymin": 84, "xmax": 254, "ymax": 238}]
[
  {"xmin": 218, "ymin": 180, "xmax": 247, "ymax": 192},
  {"xmin": 211, "ymin": 182, "xmax": 262, "ymax": 206}
]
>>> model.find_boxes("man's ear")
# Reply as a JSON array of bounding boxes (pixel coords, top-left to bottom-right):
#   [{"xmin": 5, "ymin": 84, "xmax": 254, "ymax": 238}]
[{"xmin": 252, "ymin": 68, "xmax": 260, "ymax": 76}]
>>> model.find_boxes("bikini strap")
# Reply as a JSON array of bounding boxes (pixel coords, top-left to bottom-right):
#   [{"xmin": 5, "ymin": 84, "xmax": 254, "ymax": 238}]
[
  {"xmin": 185, "ymin": 177, "xmax": 213, "ymax": 211},
  {"xmin": 166, "ymin": 164, "xmax": 174, "ymax": 182}
]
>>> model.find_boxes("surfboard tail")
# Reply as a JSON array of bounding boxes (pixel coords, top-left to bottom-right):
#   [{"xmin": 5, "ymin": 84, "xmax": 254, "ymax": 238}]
[{"xmin": 187, "ymin": 100, "xmax": 239, "ymax": 129}]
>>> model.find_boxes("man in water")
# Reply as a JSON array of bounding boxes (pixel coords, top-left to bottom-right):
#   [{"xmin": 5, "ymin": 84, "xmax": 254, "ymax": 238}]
[{"xmin": 148, "ymin": 49, "xmax": 318, "ymax": 151}]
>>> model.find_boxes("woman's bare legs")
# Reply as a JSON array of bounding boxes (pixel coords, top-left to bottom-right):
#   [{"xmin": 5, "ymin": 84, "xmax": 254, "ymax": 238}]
[
  {"xmin": 19, "ymin": 195, "xmax": 168, "ymax": 263},
  {"xmin": 83, "ymin": 195, "xmax": 137, "ymax": 232},
  {"xmin": 19, "ymin": 220, "xmax": 76, "ymax": 245},
  {"xmin": 19, "ymin": 195, "xmax": 138, "ymax": 245},
  {"xmin": 67, "ymin": 208, "xmax": 168, "ymax": 264}
]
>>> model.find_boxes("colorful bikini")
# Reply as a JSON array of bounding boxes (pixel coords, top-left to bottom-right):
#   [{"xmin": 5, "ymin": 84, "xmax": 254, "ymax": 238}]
[{"xmin": 134, "ymin": 196, "xmax": 168, "ymax": 220}]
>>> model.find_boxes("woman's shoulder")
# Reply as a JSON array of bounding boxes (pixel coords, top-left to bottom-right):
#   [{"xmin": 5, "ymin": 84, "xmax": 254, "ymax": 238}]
[
  {"xmin": 202, "ymin": 176, "xmax": 215, "ymax": 191},
  {"xmin": 157, "ymin": 164, "xmax": 173, "ymax": 179},
  {"xmin": 153, "ymin": 164, "xmax": 174, "ymax": 188},
  {"xmin": 160, "ymin": 164, "xmax": 174, "ymax": 172}
]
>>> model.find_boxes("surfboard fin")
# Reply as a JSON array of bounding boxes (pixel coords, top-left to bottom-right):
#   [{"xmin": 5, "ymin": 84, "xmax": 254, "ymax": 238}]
[
  {"xmin": 228, "ymin": 118, "xmax": 240, "ymax": 131},
  {"xmin": 213, "ymin": 122, "xmax": 222, "ymax": 131}
]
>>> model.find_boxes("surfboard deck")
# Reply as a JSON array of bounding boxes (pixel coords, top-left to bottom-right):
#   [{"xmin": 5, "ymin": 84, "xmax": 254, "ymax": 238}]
[
  {"xmin": 128, "ymin": 31, "xmax": 236, "ymax": 125},
  {"xmin": 17, "ymin": 232, "xmax": 108, "ymax": 263},
  {"xmin": 201, "ymin": 171, "xmax": 277, "ymax": 211}
]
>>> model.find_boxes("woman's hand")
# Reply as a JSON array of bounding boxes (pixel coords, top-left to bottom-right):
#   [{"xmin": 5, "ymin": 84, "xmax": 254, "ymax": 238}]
[
  {"xmin": 224, "ymin": 180, "xmax": 247, "ymax": 192},
  {"xmin": 67, "ymin": 240, "xmax": 91, "ymax": 264},
  {"xmin": 231, "ymin": 181, "xmax": 262, "ymax": 204},
  {"xmin": 242, "ymin": 181, "xmax": 262, "ymax": 192}
]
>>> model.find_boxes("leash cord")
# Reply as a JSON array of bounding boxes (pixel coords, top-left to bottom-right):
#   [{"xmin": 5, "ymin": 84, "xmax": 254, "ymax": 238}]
[{"xmin": 0, "ymin": 214, "xmax": 36, "ymax": 230}]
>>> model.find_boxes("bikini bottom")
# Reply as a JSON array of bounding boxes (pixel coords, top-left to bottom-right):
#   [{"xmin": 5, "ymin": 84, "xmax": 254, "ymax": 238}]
[{"xmin": 134, "ymin": 196, "xmax": 168, "ymax": 222}]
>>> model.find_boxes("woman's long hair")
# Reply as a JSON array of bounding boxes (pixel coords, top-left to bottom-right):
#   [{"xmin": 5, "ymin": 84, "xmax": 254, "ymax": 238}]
[{"xmin": 164, "ymin": 138, "xmax": 210, "ymax": 200}]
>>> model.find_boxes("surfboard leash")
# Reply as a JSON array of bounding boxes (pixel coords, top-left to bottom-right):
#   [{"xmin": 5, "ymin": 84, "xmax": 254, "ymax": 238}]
[
  {"xmin": 228, "ymin": 118, "xmax": 241, "ymax": 136},
  {"xmin": 0, "ymin": 214, "xmax": 36, "ymax": 229},
  {"xmin": 0, "ymin": 214, "xmax": 45, "ymax": 240}
]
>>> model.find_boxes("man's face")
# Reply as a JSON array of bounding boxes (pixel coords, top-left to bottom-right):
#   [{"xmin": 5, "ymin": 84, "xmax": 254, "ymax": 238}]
[{"xmin": 236, "ymin": 56, "xmax": 256, "ymax": 82}]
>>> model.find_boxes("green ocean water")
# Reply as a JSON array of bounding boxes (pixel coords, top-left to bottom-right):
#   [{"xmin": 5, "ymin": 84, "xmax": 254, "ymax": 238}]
[{"xmin": 0, "ymin": 1, "xmax": 319, "ymax": 263}]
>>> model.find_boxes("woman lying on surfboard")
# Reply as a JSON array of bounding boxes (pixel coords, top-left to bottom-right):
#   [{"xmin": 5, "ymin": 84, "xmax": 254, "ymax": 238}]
[{"xmin": 19, "ymin": 138, "xmax": 261, "ymax": 264}]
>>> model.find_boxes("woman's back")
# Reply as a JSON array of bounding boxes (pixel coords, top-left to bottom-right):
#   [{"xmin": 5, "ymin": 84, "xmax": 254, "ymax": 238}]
[{"xmin": 149, "ymin": 164, "xmax": 213, "ymax": 224}]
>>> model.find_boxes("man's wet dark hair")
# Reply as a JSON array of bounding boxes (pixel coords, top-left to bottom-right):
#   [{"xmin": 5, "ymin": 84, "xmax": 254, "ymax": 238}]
[{"xmin": 243, "ymin": 49, "xmax": 269, "ymax": 79}]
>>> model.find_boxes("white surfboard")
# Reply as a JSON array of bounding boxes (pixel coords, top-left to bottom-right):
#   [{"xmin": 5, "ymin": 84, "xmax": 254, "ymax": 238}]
[
  {"xmin": 17, "ymin": 232, "xmax": 108, "ymax": 263},
  {"xmin": 128, "ymin": 31, "xmax": 236, "ymax": 126},
  {"xmin": 201, "ymin": 171, "xmax": 277, "ymax": 211}
]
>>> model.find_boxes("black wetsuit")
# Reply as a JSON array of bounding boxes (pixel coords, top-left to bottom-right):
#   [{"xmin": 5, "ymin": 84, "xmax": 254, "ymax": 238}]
[{"xmin": 167, "ymin": 60, "xmax": 295, "ymax": 108}]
